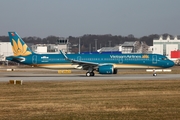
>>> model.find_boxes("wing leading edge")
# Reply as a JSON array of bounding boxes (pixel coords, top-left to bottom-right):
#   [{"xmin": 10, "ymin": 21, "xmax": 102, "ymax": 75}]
[{"xmin": 60, "ymin": 50, "xmax": 100, "ymax": 70}]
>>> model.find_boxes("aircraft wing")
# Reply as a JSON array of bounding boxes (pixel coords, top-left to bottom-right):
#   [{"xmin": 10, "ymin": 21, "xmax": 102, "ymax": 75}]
[
  {"xmin": 71, "ymin": 59, "xmax": 99, "ymax": 66},
  {"xmin": 71, "ymin": 59, "xmax": 99, "ymax": 70},
  {"xmin": 60, "ymin": 50, "xmax": 102, "ymax": 70}
]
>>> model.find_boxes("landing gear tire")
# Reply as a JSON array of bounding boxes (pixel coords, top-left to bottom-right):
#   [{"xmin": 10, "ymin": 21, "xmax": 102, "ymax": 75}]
[
  {"xmin": 90, "ymin": 72, "xmax": 95, "ymax": 76},
  {"xmin": 86, "ymin": 72, "xmax": 95, "ymax": 77},
  {"xmin": 153, "ymin": 73, "xmax": 157, "ymax": 76},
  {"xmin": 86, "ymin": 72, "xmax": 91, "ymax": 77}
]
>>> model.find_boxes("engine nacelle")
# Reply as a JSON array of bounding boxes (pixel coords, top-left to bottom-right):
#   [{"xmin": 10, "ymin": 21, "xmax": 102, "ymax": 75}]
[{"xmin": 98, "ymin": 65, "xmax": 117, "ymax": 74}]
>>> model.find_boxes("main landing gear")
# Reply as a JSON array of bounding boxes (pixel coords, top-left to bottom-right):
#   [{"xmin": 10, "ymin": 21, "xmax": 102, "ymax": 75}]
[
  {"xmin": 86, "ymin": 72, "xmax": 95, "ymax": 76},
  {"xmin": 86, "ymin": 67, "xmax": 95, "ymax": 77}
]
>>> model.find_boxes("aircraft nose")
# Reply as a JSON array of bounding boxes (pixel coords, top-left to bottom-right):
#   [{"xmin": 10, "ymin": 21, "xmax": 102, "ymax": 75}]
[{"xmin": 168, "ymin": 60, "xmax": 175, "ymax": 67}]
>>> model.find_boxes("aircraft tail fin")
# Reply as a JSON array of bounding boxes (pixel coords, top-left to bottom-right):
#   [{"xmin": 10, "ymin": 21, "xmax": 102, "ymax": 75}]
[{"xmin": 8, "ymin": 32, "xmax": 34, "ymax": 56}]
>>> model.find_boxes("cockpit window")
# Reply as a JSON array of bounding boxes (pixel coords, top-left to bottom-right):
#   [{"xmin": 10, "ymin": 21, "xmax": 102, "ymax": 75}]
[{"xmin": 162, "ymin": 57, "xmax": 167, "ymax": 60}]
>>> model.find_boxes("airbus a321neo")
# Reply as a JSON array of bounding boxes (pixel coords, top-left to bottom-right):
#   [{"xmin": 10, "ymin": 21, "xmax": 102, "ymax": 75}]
[{"xmin": 6, "ymin": 32, "xmax": 174, "ymax": 76}]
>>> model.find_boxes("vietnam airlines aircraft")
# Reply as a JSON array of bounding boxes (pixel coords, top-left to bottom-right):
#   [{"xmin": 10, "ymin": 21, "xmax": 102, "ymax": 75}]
[{"xmin": 6, "ymin": 32, "xmax": 174, "ymax": 76}]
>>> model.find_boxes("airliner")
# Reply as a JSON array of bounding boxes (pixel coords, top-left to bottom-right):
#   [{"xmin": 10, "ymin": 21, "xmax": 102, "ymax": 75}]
[{"xmin": 6, "ymin": 32, "xmax": 174, "ymax": 76}]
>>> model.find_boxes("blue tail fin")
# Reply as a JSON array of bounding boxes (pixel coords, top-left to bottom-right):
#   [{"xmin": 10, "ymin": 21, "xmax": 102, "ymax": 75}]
[{"xmin": 8, "ymin": 32, "xmax": 34, "ymax": 56}]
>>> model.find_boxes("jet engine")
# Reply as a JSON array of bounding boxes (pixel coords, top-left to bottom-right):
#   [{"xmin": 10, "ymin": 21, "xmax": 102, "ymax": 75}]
[{"xmin": 98, "ymin": 65, "xmax": 118, "ymax": 74}]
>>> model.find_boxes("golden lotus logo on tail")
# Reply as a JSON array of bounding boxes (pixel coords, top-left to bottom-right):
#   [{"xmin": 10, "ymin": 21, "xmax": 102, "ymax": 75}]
[{"xmin": 12, "ymin": 39, "xmax": 32, "ymax": 56}]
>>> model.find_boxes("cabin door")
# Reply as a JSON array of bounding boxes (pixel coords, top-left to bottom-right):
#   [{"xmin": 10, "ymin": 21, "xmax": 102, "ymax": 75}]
[
  {"xmin": 77, "ymin": 56, "xmax": 81, "ymax": 61},
  {"xmin": 119, "ymin": 57, "xmax": 123, "ymax": 63},
  {"xmin": 32, "ymin": 55, "xmax": 37, "ymax": 64},
  {"xmin": 152, "ymin": 55, "xmax": 157, "ymax": 64}
]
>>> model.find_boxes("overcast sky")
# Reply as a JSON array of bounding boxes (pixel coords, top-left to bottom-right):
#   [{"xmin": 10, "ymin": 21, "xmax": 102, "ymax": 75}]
[{"xmin": 0, "ymin": 0, "xmax": 180, "ymax": 38}]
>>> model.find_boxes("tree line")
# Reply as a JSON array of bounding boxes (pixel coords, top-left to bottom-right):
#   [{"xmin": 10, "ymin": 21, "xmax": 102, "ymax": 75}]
[{"xmin": 0, "ymin": 33, "xmax": 178, "ymax": 53}]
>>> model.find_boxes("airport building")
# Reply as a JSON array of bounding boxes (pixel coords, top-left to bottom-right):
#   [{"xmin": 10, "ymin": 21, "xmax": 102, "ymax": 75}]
[
  {"xmin": 121, "ymin": 41, "xmax": 141, "ymax": 53},
  {"xmin": 153, "ymin": 36, "xmax": 180, "ymax": 61},
  {"xmin": 31, "ymin": 37, "xmax": 70, "ymax": 53},
  {"xmin": 56, "ymin": 38, "xmax": 70, "ymax": 53},
  {"xmin": 0, "ymin": 42, "xmax": 13, "ymax": 61},
  {"xmin": 97, "ymin": 41, "xmax": 148, "ymax": 54}
]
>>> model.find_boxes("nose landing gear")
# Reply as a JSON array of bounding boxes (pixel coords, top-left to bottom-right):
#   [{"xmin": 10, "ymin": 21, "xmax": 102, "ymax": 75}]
[
  {"xmin": 153, "ymin": 73, "xmax": 157, "ymax": 76},
  {"xmin": 153, "ymin": 69, "xmax": 157, "ymax": 76}
]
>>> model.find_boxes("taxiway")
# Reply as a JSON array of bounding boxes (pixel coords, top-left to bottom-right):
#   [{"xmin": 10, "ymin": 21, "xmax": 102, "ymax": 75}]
[{"xmin": 0, "ymin": 71, "xmax": 179, "ymax": 82}]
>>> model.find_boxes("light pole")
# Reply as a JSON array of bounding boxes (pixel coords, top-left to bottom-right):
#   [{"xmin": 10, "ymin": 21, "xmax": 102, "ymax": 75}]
[
  {"xmin": 78, "ymin": 38, "xmax": 81, "ymax": 54},
  {"xmin": 89, "ymin": 44, "xmax": 91, "ymax": 53},
  {"xmin": 94, "ymin": 39, "xmax": 97, "ymax": 51},
  {"xmin": 109, "ymin": 41, "xmax": 111, "ymax": 47}
]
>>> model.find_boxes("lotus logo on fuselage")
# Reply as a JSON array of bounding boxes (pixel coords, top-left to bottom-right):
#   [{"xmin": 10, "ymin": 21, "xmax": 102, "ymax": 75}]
[{"xmin": 142, "ymin": 55, "xmax": 149, "ymax": 59}]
